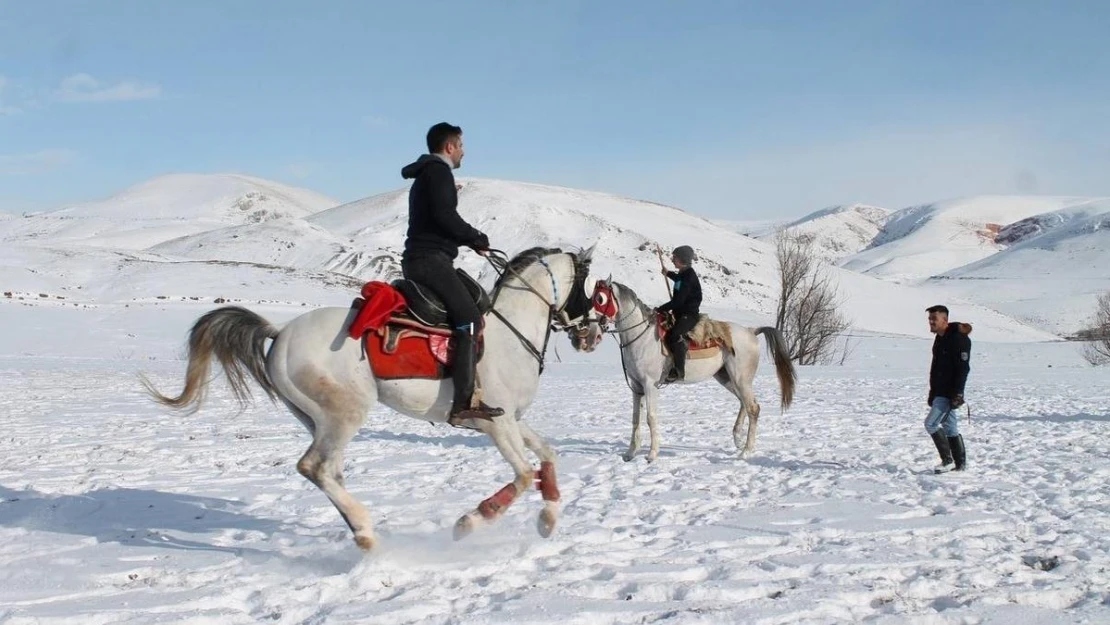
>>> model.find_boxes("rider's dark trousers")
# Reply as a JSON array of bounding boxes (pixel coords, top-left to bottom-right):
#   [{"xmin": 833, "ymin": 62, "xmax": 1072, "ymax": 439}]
[{"xmin": 401, "ymin": 251, "xmax": 481, "ymax": 331}]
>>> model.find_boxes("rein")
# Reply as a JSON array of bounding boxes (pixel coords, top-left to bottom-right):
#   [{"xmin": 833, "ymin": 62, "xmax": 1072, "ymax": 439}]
[
  {"xmin": 482, "ymin": 249, "xmax": 580, "ymax": 375},
  {"xmin": 595, "ymin": 286, "xmax": 659, "ymax": 394},
  {"xmin": 597, "ymin": 288, "xmax": 654, "ymax": 349}
]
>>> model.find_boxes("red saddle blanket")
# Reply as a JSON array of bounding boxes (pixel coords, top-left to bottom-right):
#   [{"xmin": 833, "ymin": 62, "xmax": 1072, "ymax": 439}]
[
  {"xmin": 365, "ymin": 318, "xmax": 453, "ymax": 380},
  {"xmin": 347, "ymin": 282, "xmax": 449, "ymax": 380},
  {"xmin": 348, "ymin": 282, "xmax": 407, "ymax": 339},
  {"xmin": 349, "ymin": 281, "xmax": 485, "ymax": 380}
]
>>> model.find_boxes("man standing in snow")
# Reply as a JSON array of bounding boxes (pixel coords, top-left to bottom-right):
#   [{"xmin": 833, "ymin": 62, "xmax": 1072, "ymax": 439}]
[
  {"xmin": 400, "ymin": 122, "xmax": 503, "ymax": 423},
  {"xmin": 924, "ymin": 304, "xmax": 971, "ymax": 473}
]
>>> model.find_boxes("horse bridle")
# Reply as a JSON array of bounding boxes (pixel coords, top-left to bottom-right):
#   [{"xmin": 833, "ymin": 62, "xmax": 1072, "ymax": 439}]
[
  {"xmin": 588, "ymin": 280, "xmax": 657, "ymax": 395},
  {"xmin": 591, "ymin": 281, "xmax": 653, "ymax": 349},
  {"xmin": 484, "ymin": 249, "xmax": 591, "ymax": 374}
]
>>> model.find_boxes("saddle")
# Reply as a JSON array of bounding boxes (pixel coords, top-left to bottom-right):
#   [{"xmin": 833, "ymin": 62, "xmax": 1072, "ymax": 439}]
[
  {"xmin": 655, "ymin": 311, "xmax": 734, "ymax": 360},
  {"xmin": 347, "ymin": 270, "xmax": 490, "ymax": 380},
  {"xmin": 389, "ymin": 269, "xmax": 492, "ymax": 328}
]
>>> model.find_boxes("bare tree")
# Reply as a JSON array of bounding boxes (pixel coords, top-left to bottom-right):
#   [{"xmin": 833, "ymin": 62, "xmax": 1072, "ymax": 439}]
[
  {"xmin": 774, "ymin": 228, "xmax": 851, "ymax": 365},
  {"xmin": 1080, "ymin": 292, "xmax": 1110, "ymax": 366},
  {"xmin": 838, "ymin": 334, "xmax": 860, "ymax": 366}
]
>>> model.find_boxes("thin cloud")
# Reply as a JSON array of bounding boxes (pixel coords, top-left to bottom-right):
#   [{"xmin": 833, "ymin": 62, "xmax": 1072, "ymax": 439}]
[
  {"xmin": 0, "ymin": 149, "xmax": 77, "ymax": 175},
  {"xmin": 56, "ymin": 73, "xmax": 162, "ymax": 102},
  {"xmin": 364, "ymin": 114, "xmax": 389, "ymax": 129},
  {"xmin": 564, "ymin": 121, "xmax": 1071, "ymax": 220},
  {"xmin": 283, "ymin": 163, "xmax": 319, "ymax": 179},
  {"xmin": 0, "ymin": 75, "xmax": 20, "ymax": 115}
]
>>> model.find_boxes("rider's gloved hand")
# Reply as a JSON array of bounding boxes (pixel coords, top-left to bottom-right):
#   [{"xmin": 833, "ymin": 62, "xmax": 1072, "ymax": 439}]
[{"xmin": 470, "ymin": 233, "xmax": 491, "ymax": 252}]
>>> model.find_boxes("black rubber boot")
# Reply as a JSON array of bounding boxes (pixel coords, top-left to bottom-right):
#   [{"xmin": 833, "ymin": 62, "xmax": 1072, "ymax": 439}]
[
  {"xmin": 449, "ymin": 326, "xmax": 504, "ymax": 425},
  {"xmin": 665, "ymin": 342, "xmax": 688, "ymax": 383},
  {"xmin": 948, "ymin": 434, "xmax": 966, "ymax": 471},
  {"xmin": 930, "ymin": 430, "xmax": 955, "ymax": 473}
]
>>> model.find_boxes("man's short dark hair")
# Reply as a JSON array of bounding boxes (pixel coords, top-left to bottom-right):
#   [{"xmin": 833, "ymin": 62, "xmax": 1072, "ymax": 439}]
[
  {"xmin": 926, "ymin": 305, "xmax": 949, "ymax": 315},
  {"xmin": 427, "ymin": 122, "xmax": 462, "ymax": 154}
]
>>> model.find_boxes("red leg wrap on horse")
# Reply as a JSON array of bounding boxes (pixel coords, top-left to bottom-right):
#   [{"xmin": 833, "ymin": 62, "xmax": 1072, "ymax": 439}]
[
  {"xmin": 536, "ymin": 461, "xmax": 561, "ymax": 502},
  {"xmin": 478, "ymin": 483, "xmax": 518, "ymax": 520}
]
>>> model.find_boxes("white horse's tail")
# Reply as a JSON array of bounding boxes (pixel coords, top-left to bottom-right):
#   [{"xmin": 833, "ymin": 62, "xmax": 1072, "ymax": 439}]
[
  {"xmin": 142, "ymin": 306, "xmax": 279, "ymax": 414},
  {"xmin": 754, "ymin": 326, "xmax": 797, "ymax": 410}
]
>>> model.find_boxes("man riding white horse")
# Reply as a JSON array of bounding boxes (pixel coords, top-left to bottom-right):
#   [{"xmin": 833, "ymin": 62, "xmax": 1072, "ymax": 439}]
[
  {"xmin": 400, "ymin": 122, "xmax": 503, "ymax": 421},
  {"xmin": 656, "ymin": 245, "xmax": 702, "ymax": 383}
]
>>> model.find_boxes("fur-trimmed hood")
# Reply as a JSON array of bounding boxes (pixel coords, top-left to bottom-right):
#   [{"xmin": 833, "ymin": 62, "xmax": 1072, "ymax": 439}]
[{"xmin": 948, "ymin": 322, "xmax": 973, "ymax": 335}]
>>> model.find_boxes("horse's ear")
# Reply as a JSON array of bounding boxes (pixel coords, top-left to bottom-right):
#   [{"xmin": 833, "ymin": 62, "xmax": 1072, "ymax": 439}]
[{"xmin": 580, "ymin": 242, "xmax": 598, "ymax": 263}]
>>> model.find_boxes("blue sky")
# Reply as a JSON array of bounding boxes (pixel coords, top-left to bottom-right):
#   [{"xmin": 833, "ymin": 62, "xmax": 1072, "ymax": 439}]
[{"xmin": 1, "ymin": 1, "xmax": 1108, "ymax": 218}]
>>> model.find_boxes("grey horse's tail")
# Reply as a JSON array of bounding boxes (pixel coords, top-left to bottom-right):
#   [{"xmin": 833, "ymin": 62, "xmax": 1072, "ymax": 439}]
[
  {"xmin": 755, "ymin": 326, "xmax": 797, "ymax": 410},
  {"xmin": 141, "ymin": 306, "xmax": 279, "ymax": 414}
]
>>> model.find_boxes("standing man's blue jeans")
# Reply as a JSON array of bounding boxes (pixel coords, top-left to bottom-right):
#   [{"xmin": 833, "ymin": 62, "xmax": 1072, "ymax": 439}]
[{"xmin": 925, "ymin": 396, "xmax": 960, "ymax": 437}]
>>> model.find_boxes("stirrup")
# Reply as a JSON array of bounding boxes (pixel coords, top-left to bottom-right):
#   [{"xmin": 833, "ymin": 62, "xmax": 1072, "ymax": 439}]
[
  {"xmin": 655, "ymin": 370, "xmax": 680, "ymax": 388},
  {"xmin": 447, "ymin": 403, "xmax": 504, "ymax": 427}
]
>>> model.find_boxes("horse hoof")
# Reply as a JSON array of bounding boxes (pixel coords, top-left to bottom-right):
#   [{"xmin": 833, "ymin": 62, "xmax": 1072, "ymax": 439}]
[
  {"xmin": 354, "ymin": 534, "xmax": 376, "ymax": 552},
  {"xmin": 537, "ymin": 505, "xmax": 558, "ymax": 538},
  {"xmin": 622, "ymin": 453, "xmax": 635, "ymax": 462},
  {"xmin": 646, "ymin": 454, "xmax": 657, "ymax": 464},
  {"xmin": 453, "ymin": 515, "xmax": 476, "ymax": 541}
]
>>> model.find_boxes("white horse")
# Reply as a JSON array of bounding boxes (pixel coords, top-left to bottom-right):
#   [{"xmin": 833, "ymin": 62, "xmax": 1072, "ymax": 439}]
[
  {"xmin": 571, "ymin": 279, "xmax": 796, "ymax": 462},
  {"xmin": 143, "ymin": 246, "xmax": 599, "ymax": 551}
]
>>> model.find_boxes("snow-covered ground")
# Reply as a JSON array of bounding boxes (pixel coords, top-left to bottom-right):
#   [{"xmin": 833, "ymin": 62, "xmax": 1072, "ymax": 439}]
[{"xmin": 1, "ymin": 302, "xmax": 1108, "ymax": 624}]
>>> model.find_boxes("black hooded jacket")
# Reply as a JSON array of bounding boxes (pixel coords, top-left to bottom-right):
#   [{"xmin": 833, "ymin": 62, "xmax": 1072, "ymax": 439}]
[
  {"xmin": 658, "ymin": 266, "xmax": 702, "ymax": 316},
  {"xmin": 929, "ymin": 322, "xmax": 972, "ymax": 402},
  {"xmin": 401, "ymin": 155, "xmax": 488, "ymax": 260}
]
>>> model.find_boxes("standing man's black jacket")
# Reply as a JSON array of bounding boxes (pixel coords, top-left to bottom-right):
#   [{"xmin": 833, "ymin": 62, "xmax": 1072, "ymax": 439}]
[
  {"xmin": 401, "ymin": 155, "xmax": 488, "ymax": 260},
  {"xmin": 929, "ymin": 322, "xmax": 972, "ymax": 404},
  {"xmin": 658, "ymin": 267, "xmax": 702, "ymax": 317}
]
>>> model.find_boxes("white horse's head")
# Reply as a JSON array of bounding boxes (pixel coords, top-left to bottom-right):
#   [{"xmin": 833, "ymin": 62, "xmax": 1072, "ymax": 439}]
[
  {"xmin": 567, "ymin": 276, "xmax": 616, "ymax": 353},
  {"xmin": 489, "ymin": 243, "xmax": 598, "ymax": 328},
  {"xmin": 566, "ymin": 307, "xmax": 605, "ymax": 353}
]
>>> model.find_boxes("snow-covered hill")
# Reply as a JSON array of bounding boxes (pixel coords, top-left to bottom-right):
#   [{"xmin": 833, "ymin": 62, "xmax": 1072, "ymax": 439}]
[
  {"xmin": 1, "ymin": 175, "xmax": 1058, "ymax": 342},
  {"xmin": 148, "ymin": 178, "xmax": 778, "ymax": 309},
  {"xmin": 924, "ymin": 199, "xmax": 1110, "ymax": 333},
  {"xmin": 713, "ymin": 218, "xmax": 778, "ymax": 238},
  {"xmin": 993, "ymin": 200, "xmax": 1110, "ymax": 247},
  {"xmin": 0, "ymin": 174, "xmax": 339, "ymax": 250},
  {"xmin": 305, "ymin": 178, "xmax": 777, "ymax": 309},
  {"xmin": 840, "ymin": 196, "xmax": 1094, "ymax": 283},
  {"xmin": 147, "ymin": 217, "xmax": 393, "ymax": 278},
  {"xmin": 747, "ymin": 204, "xmax": 892, "ymax": 265}
]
